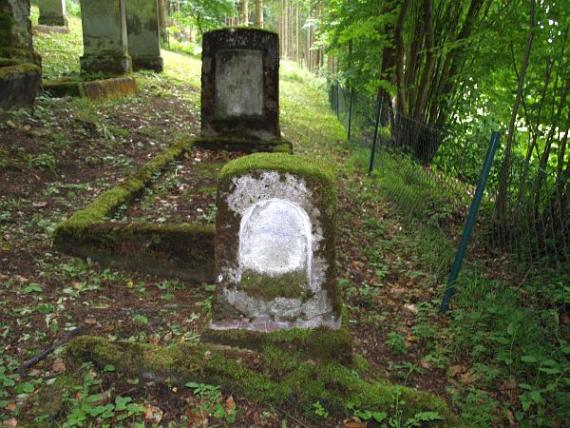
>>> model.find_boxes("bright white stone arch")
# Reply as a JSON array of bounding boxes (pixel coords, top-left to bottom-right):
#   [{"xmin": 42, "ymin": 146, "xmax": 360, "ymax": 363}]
[{"xmin": 239, "ymin": 198, "xmax": 312, "ymax": 280}]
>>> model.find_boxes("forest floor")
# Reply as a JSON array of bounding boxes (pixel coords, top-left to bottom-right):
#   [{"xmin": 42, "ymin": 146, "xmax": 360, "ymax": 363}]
[{"xmin": 0, "ymin": 8, "xmax": 568, "ymax": 428}]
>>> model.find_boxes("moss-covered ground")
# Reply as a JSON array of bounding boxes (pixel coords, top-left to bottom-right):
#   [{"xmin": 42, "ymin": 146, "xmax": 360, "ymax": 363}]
[{"xmin": 3, "ymin": 5, "xmax": 566, "ymax": 428}]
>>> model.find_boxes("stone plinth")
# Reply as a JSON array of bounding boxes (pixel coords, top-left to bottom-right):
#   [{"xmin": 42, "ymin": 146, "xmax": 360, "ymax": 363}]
[
  {"xmin": 79, "ymin": 0, "xmax": 132, "ymax": 75},
  {"xmin": 201, "ymin": 28, "xmax": 280, "ymax": 143},
  {"xmin": 126, "ymin": 0, "xmax": 163, "ymax": 72},
  {"xmin": 211, "ymin": 153, "xmax": 341, "ymax": 332},
  {"xmin": 38, "ymin": 0, "xmax": 67, "ymax": 27},
  {"xmin": 0, "ymin": 0, "xmax": 41, "ymax": 110}
]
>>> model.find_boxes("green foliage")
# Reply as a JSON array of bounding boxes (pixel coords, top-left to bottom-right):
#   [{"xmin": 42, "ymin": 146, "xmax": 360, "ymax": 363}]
[
  {"xmin": 386, "ymin": 332, "xmax": 408, "ymax": 355},
  {"xmin": 171, "ymin": 0, "xmax": 236, "ymax": 36},
  {"xmin": 451, "ymin": 275, "xmax": 570, "ymax": 426},
  {"xmin": 184, "ymin": 381, "xmax": 237, "ymax": 423}
]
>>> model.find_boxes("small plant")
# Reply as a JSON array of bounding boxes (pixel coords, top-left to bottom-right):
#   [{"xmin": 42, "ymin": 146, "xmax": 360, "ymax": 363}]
[
  {"xmin": 313, "ymin": 401, "xmax": 329, "ymax": 418},
  {"xmin": 386, "ymin": 332, "xmax": 408, "ymax": 354},
  {"xmin": 185, "ymin": 382, "xmax": 237, "ymax": 424}
]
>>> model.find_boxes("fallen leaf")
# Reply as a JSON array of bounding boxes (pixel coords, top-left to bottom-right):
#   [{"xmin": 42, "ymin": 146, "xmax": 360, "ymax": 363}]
[
  {"xmin": 225, "ymin": 395, "xmax": 236, "ymax": 415},
  {"xmin": 4, "ymin": 402, "xmax": 16, "ymax": 411},
  {"xmin": 448, "ymin": 365, "xmax": 465, "ymax": 378},
  {"xmin": 84, "ymin": 317, "xmax": 97, "ymax": 325},
  {"xmin": 52, "ymin": 359, "xmax": 66, "ymax": 373},
  {"xmin": 343, "ymin": 417, "xmax": 367, "ymax": 428},
  {"xmin": 187, "ymin": 407, "xmax": 208, "ymax": 427},
  {"xmin": 144, "ymin": 404, "xmax": 163, "ymax": 424}
]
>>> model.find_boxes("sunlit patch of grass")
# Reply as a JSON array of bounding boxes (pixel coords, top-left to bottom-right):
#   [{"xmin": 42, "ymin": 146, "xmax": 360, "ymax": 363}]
[{"xmin": 31, "ymin": 5, "xmax": 84, "ymax": 79}]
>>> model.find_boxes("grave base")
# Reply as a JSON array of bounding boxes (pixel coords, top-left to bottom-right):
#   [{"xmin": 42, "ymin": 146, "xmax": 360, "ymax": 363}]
[
  {"xmin": 80, "ymin": 54, "xmax": 133, "ymax": 76},
  {"xmin": 193, "ymin": 136, "xmax": 292, "ymax": 154},
  {"xmin": 43, "ymin": 76, "xmax": 137, "ymax": 101},
  {"xmin": 202, "ymin": 323, "xmax": 353, "ymax": 364},
  {"xmin": 36, "ymin": 24, "xmax": 69, "ymax": 34},
  {"xmin": 38, "ymin": 16, "xmax": 68, "ymax": 27},
  {"xmin": 132, "ymin": 56, "xmax": 164, "ymax": 72},
  {"xmin": 0, "ymin": 63, "xmax": 42, "ymax": 110}
]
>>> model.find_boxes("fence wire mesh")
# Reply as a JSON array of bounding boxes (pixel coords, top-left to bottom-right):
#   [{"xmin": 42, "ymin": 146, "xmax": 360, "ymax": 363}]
[{"xmin": 329, "ymin": 81, "xmax": 570, "ymax": 278}]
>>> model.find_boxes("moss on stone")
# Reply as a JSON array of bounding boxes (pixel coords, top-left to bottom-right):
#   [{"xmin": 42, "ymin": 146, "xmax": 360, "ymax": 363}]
[
  {"xmin": 53, "ymin": 138, "xmax": 218, "ymax": 281},
  {"xmin": 239, "ymin": 269, "xmax": 307, "ymax": 300},
  {"xmin": 219, "ymin": 153, "xmax": 337, "ymax": 213},
  {"xmin": 66, "ymin": 336, "xmax": 459, "ymax": 426},
  {"xmin": 0, "ymin": 62, "xmax": 40, "ymax": 79},
  {"xmin": 202, "ymin": 325, "xmax": 353, "ymax": 364},
  {"xmin": 56, "ymin": 138, "xmax": 193, "ymax": 236},
  {"xmin": 0, "ymin": 9, "xmax": 13, "ymax": 48},
  {"xmin": 193, "ymin": 136, "xmax": 292, "ymax": 154}
]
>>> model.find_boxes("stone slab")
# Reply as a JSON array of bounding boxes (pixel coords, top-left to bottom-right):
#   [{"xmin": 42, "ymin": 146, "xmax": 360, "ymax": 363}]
[
  {"xmin": 79, "ymin": 0, "xmax": 132, "ymax": 75},
  {"xmin": 38, "ymin": 0, "xmax": 67, "ymax": 27},
  {"xmin": 201, "ymin": 28, "xmax": 280, "ymax": 143},
  {"xmin": 211, "ymin": 154, "xmax": 340, "ymax": 333},
  {"xmin": 0, "ymin": 62, "xmax": 41, "ymax": 110},
  {"xmin": 126, "ymin": 0, "xmax": 163, "ymax": 72}
]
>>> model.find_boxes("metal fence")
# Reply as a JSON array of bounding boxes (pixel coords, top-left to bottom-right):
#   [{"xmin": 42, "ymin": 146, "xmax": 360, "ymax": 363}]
[{"xmin": 329, "ymin": 81, "xmax": 570, "ymax": 287}]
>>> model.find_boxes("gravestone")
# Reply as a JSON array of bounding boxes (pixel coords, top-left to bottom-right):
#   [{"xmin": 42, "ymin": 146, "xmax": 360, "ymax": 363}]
[
  {"xmin": 126, "ymin": 0, "xmax": 163, "ymax": 72},
  {"xmin": 79, "ymin": 0, "xmax": 132, "ymax": 75},
  {"xmin": 0, "ymin": 0, "xmax": 41, "ymax": 110},
  {"xmin": 200, "ymin": 28, "xmax": 287, "ymax": 151},
  {"xmin": 38, "ymin": 0, "xmax": 67, "ymax": 27},
  {"xmin": 210, "ymin": 153, "xmax": 341, "ymax": 332}
]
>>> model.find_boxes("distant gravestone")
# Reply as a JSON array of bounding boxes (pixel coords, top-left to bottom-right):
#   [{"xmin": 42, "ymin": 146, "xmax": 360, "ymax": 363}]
[
  {"xmin": 79, "ymin": 0, "xmax": 132, "ymax": 75},
  {"xmin": 0, "ymin": 0, "xmax": 41, "ymax": 110},
  {"xmin": 200, "ymin": 28, "xmax": 284, "ymax": 150},
  {"xmin": 210, "ymin": 154, "xmax": 341, "ymax": 332},
  {"xmin": 38, "ymin": 0, "xmax": 67, "ymax": 27},
  {"xmin": 126, "ymin": 0, "xmax": 163, "ymax": 72}
]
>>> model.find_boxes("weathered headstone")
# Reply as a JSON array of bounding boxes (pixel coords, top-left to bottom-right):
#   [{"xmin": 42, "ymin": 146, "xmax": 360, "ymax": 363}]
[
  {"xmin": 38, "ymin": 0, "xmax": 67, "ymax": 27},
  {"xmin": 200, "ymin": 28, "xmax": 286, "ymax": 151},
  {"xmin": 79, "ymin": 0, "xmax": 132, "ymax": 75},
  {"xmin": 210, "ymin": 153, "xmax": 341, "ymax": 332},
  {"xmin": 0, "ymin": 0, "xmax": 41, "ymax": 110},
  {"xmin": 126, "ymin": 0, "xmax": 163, "ymax": 72}
]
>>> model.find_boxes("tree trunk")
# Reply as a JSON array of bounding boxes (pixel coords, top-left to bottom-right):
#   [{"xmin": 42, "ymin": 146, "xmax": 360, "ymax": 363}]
[
  {"xmin": 254, "ymin": 0, "xmax": 263, "ymax": 28},
  {"xmin": 496, "ymin": 0, "xmax": 536, "ymax": 226},
  {"xmin": 157, "ymin": 0, "xmax": 167, "ymax": 41},
  {"xmin": 242, "ymin": 0, "xmax": 249, "ymax": 26}
]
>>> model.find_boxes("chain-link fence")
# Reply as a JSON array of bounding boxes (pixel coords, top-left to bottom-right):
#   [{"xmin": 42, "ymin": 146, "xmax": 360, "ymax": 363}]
[{"xmin": 329, "ymin": 81, "xmax": 570, "ymax": 282}]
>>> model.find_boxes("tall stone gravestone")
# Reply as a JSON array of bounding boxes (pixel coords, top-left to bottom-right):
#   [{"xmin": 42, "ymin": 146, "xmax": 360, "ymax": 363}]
[
  {"xmin": 210, "ymin": 153, "xmax": 341, "ymax": 332},
  {"xmin": 0, "ymin": 0, "xmax": 41, "ymax": 110},
  {"xmin": 79, "ymin": 0, "xmax": 132, "ymax": 75},
  {"xmin": 38, "ymin": 0, "xmax": 67, "ymax": 27},
  {"xmin": 126, "ymin": 0, "xmax": 163, "ymax": 72},
  {"xmin": 200, "ymin": 29, "xmax": 290, "ymax": 152}
]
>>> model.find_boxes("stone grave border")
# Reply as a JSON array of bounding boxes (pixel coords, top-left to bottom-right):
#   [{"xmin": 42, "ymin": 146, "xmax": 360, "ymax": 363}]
[
  {"xmin": 43, "ymin": 76, "xmax": 137, "ymax": 101},
  {"xmin": 63, "ymin": 335, "xmax": 458, "ymax": 425},
  {"xmin": 54, "ymin": 138, "xmax": 216, "ymax": 281}
]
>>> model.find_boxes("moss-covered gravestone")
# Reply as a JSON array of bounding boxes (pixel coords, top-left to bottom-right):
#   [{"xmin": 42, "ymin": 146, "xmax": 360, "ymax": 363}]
[
  {"xmin": 0, "ymin": 0, "xmax": 41, "ymax": 110},
  {"xmin": 210, "ymin": 154, "xmax": 342, "ymax": 335},
  {"xmin": 79, "ymin": 0, "xmax": 132, "ymax": 75},
  {"xmin": 199, "ymin": 28, "xmax": 290, "ymax": 152},
  {"xmin": 126, "ymin": 0, "xmax": 163, "ymax": 72},
  {"xmin": 38, "ymin": 0, "xmax": 67, "ymax": 27}
]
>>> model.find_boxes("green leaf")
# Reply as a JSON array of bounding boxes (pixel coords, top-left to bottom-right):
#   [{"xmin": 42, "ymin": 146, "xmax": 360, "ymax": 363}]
[
  {"xmin": 23, "ymin": 283, "xmax": 43, "ymax": 293},
  {"xmin": 521, "ymin": 355, "xmax": 538, "ymax": 363},
  {"xmin": 371, "ymin": 411, "xmax": 387, "ymax": 422}
]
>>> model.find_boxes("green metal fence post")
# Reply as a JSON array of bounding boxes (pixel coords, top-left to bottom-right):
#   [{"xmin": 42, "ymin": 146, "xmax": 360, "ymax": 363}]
[
  {"xmin": 336, "ymin": 81, "xmax": 340, "ymax": 119},
  {"xmin": 369, "ymin": 96, "xmax": 383, "ymax": 174},
  {"xmin": 347, "ymin": 40, "xmax": 354, "ymax": 143},
  {"xmin": 440, "ymin": 131, "xmax": 501, "ymax": 312}
]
